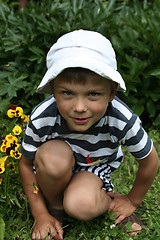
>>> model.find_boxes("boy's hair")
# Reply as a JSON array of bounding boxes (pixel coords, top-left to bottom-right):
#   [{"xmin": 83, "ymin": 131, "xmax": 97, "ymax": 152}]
[{"xmin": 52, "ymin": 67, "xmax": 115, "ymax": 91}]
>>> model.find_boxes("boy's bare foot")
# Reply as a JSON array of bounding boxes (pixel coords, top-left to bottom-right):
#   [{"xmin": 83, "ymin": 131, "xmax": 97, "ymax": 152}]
[{"xmin": 117, "ymin": 213, "xmax": 143, "ymax": 236}]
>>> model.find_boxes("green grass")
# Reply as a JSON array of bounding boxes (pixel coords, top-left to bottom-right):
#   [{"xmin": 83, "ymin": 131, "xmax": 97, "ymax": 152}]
[{"xmin": 0, "ymin": 129, "xmax": 160, "ymax": 240}]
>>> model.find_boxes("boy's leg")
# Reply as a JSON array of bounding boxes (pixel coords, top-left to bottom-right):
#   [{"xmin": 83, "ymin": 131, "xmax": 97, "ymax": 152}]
[
  {"xmin": 34, "ymin": 140, "xmax": 75, "ymax": 209},
  {"xmin": 63, "ymin": 171, "xmax": 143, "ymax": 236},
  {"xmin": 63, "ymin": 171, "xmax": 111, "ymax": 220}
]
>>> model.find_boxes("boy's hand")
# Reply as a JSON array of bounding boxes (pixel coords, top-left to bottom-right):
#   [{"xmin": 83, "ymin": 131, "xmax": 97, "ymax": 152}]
[
  {"xmin": 107, "ymin": 192, "xmax": 136, "ymax": 224},
  {"xmin": 32, "ymin": 212, "xmax": 63, "ymax": 240}
]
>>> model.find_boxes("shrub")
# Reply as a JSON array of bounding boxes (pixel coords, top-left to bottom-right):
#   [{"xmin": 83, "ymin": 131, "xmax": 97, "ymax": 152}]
[
  {"xmin": 112, "ymin": 0, "xmax": 160, "ymax": 128},
  {"xmin": 0, "ymin": 0, "xmax": 160, "ymax": 128}
]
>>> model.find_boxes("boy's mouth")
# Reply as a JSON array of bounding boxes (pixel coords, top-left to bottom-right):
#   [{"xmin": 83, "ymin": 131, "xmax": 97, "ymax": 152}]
[{"xmin": 72, "ymin": 117, "xmax": 89, "ymax": 124}]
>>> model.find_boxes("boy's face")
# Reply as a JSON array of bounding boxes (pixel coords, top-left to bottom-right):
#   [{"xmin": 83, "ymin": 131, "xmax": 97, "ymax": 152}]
[{"xmin": 52, "ymin": 77, "xmax": 117, "ymax": 132}]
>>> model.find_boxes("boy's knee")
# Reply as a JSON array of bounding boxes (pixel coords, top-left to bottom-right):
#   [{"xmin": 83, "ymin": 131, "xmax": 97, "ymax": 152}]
[
  {"xmin": 35, "ymin": 140, "xmax": 75, "ymax": 178},
  {"xmin": 63, "ymin": 190, "xmax": 98, "ymax": 220}
]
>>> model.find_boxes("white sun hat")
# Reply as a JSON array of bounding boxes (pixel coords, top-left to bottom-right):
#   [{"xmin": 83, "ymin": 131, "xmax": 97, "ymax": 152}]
[{"xmin": 36, "ymin": 29, "xmax": 126, "ymax": 94}]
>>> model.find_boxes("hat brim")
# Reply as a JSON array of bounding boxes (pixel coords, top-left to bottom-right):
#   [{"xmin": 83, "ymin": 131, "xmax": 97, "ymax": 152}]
[{"xmin": 36, "ymin": 56, "xmax": 126, "ymax": 94}]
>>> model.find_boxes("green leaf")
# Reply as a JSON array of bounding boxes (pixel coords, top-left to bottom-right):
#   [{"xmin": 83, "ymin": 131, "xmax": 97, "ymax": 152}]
[
  {"xmin": 105, "ymin": 237, "xmax": 109, "ymax": 240},
  {"xmin": 72, "ymin": 0, "xmax": 78, "ymax": 15},
  {"xmin": 149, "ymin": 69, "xmax": 160, "ymax": 78},
  {"xmin": 29, "ymin": 46, "xmax": 45, "ymax": 56},
  {"xmin": 8, "ymin": 85, "xmax": 17, "ymax": 98},
  {"xmin": 106, "ymin": 0, "xmax": 116, "ymax": 14},
  {"xmin": 0, "ymin": 71, "xmax": 12, "ymax": 79},
  {"xmin": 133, "ymin": 104, "xmax": 144, "ymax": 116},
  {"xmin": 147, "ymin": 100, "xmax": 156, "ymax": 117},
  {"xmin": 8, "ymin": 194, "xmax": 22, "ymax": 208},
  {"xmin": 0, "ymin": 2, "xmax": 9, "ymax": 21},
  {"xmin": 0, "ymin": 97, "xmax": 10, "ymax": 113},
  {"xmin": 125, "ymin": 221, "xmax": 132, "ymax": 232},
  {"xmin": 149, "ymin": 93, "xmax": 160, "ymax": 102},
  {"xmin": 0, "ymin": 84, "xmax": 10, "ymax": 96},
  {"xmin": 153, "ymin": 114, "xmax": 160, "ymax": 126},
  {"xmin": 0, "ymin": 217, "xmax": 5, "ymax": 240}
]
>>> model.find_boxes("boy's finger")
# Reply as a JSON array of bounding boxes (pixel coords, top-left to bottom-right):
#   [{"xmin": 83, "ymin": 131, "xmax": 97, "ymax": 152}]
[
  {"xmin": 108, "ymin": 199, "xmax": 116, "ymax": 212},
  {"xmin": 115, "ymin": 214, "xmax": 125, "ymax": 225},
  {"xmin": 107, "ymin": 192, "xmax": 115, "ymax": 198},
  {"xmin": 52, "ymin": 230, "xmax": 63, "ymax": 240},
  {"xmin": 57, "ymin": 228, "xmax": 63, "ymax": 240},
  {"xmin": 50, "ymin": 225, "xmax": 63, "ymax": 240},
  {"xmin": 31, "ymin": 232, "xmax": 36, "ymax": 239}
]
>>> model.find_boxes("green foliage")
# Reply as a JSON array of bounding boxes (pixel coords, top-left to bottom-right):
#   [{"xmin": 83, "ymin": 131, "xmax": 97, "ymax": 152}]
[
  {"xmin": 0, "ymin": 217, "xmax": 5, "ymax": 240},
  {"xmin": 0, "ymin": 0, "xmax": 160, "ymax": 127},
  {"xmin": 113, "ymin": 0, "xmax": 160, "ymax": 129},
  {"xmin": 64, "ymin": 212, "xmax": 133, "ymax": 240}
]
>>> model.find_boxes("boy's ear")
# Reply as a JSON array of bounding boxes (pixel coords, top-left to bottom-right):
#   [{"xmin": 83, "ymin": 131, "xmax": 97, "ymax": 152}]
[
  {"xmin": 109, "ymin": 82, "xmax": 118, "ymax": 102},
  {"xmin": 50, "ymin": 81, "xmax": 54, "ymax": 94}
]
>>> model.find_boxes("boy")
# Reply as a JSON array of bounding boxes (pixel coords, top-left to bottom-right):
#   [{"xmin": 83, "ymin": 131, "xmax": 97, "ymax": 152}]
[{"xmin": 19, "ymin": 30, "xmax": 159, "ymax": 240}]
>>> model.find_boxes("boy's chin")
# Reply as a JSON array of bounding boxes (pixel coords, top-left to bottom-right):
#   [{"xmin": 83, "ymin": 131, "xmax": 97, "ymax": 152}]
[{"xmin": 67, "ymin": 123, "xmax": 91, "ymax": 132}]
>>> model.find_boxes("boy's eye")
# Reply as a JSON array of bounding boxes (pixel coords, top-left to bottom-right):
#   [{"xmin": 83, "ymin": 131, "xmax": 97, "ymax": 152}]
[
  {"xmin": 89, "ymin": 92, "xmax": 100, "ymax": 97},
  {"xmin": 63, "ymin": 91, "xmax": 72, "ymax": 96}
]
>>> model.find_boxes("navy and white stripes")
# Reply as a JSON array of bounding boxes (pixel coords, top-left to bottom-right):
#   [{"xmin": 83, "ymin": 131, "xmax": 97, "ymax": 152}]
[{"xmin": 21, "ymin": 95, "xmax": 152, "ymax": 172}]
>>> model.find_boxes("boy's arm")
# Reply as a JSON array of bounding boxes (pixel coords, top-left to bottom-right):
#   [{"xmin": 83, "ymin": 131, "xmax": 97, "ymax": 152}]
[
  {"xmin": 18, "ymin": 156, "xmax": 63, "ymax": 240},
  {"xmin": 108, "ymin": 145, "xmax": 159, "ymax": 224},
  {"xmin": 127, "ymin": 145, "xmax": 159, "ymax": 207}
]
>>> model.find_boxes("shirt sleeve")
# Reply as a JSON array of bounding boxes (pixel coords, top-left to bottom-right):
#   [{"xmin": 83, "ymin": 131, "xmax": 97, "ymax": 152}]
[
  {"xmin": 20, "ymin": 118, "xmax": 42, "ymax": 160},
  {"xmin": 120, "ymin": 114, "xmax": 153, "ymax": 159}
]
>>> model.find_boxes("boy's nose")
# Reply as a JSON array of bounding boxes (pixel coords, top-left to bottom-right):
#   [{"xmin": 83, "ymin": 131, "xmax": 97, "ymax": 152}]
[{"xmin": 73, "ymin": 98, "xmax": 87, "ymax": 112}]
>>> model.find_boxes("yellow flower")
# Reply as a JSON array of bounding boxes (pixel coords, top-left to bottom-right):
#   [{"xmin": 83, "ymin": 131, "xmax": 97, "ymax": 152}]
[
  {"xmin": 4, "ymin": 135, "xmax": 19, "ymax": 151},
  {"xmin": 1, "ymin": 135, "xmax": 19, "ymax": 156},
  {"xmin": 5, "ymin": 134, "xmax": 16, "ymax": 142},
  {"xmin": 7, "ymin": 161, "xmax": 11, "ymax": 167},
  {"xmin": 21, "ymin": 114, "xmax": 25, "ymax": 120},
  {"xmin": 33, "ymin": 188, "xmax": 39, "ymax": 194},
  {"xmin": 15, "ymin": 107, "xmax": 23, "ymax": 117},
  {"xmin": 1, "ymin": 140, "xmax": 7, "ymax": 152},
  {"xmin": 33, "ymin": 185, "xmax": 39, "ymax": 194},
  {"xmin": 0, "ymin": 156, "xmax": 8, "ymax": 165},
  {"xmin": 0, "ymin": 177, "xmax": 3, "ymax": 184},
  {"xmin": 10, "ymin": 150, "xmax": 22, "ymax": 159},
  {"xmin": 29, "ymin": 183, "xmax": 39, "ymax": 194},
  {"xmin": 0, "ymin": 156, "xmax": 8, "ymax": 174},
  {"xmin": 7, "ymin": 109, "xmax": 16, "ymax": 118},
  {"xmin": 5, "ymin": 134, "xmax": 18, "ymax": 144},
  {"xmin": 0, "ymin": 166, "xmax": 5, "ymax": 174},
  {"xmin": 7, "ymin": 105, "xmax": 23, "ymax": 118},
  {"xmin": 21, "ymin": 114, "xmax": 30, "ymax": 123},
  {"xmin": 7, "ymin": 162, "xmax": 16, "ymax": 171},
  {"xmin": 12, "ymin": 125, "xmax": 22, "ymax": 135},
  {"xmin": 11, "ymin": 165, "xmax": 16, "ymax": 171}
]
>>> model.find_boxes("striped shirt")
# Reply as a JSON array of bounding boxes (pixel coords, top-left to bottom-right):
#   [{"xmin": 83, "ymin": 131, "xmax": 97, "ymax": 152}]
[{"xmin": 20, "ymin": 95, "xmax": 153, "ymax": 171}]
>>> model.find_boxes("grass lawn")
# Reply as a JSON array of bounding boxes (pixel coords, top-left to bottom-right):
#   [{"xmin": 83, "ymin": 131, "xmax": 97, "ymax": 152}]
[{"xmin": 0, "ymin": 129, "xmax": 160, "ymax": 240}]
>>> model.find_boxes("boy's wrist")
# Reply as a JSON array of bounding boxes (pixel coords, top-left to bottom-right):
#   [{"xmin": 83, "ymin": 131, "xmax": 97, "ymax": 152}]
[
  {"xmin": 127, "ymin": 193, "xmax": 141, "ymax": 208},
  {"xmin": 32, "ymin": 208, "xmax": 49, "ymax": 220}
]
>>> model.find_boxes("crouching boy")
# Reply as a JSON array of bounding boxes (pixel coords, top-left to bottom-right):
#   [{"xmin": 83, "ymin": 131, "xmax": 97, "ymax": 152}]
[{"xmin": 19, "ymin": 30, "xmax": 159, "ymax": 240}]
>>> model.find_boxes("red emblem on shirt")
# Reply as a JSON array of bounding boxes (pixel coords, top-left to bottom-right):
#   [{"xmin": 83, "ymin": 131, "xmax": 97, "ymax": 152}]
[
  {"xmin": 87, "ymin": 154, "xmax": 93, "ymax": 164},
  {"xmin": 86, "ymin": 154, "xmax": 101, "ymax": 165}
]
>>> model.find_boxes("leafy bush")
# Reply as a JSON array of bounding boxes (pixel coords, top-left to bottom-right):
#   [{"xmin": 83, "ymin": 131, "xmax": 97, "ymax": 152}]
[
  {"xmin": 112, "ymin": 0, "xmax": 160, "ymax": 128},
  {"xmin": 0, "ymin": 0, "xmax": 160, "ymax": 128}
]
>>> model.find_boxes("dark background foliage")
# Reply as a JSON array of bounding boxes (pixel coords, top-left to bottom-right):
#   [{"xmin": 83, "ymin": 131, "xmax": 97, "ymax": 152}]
[{"xmin": 0, "ymin": 0, "xmax": 160, "ymax": 129}]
